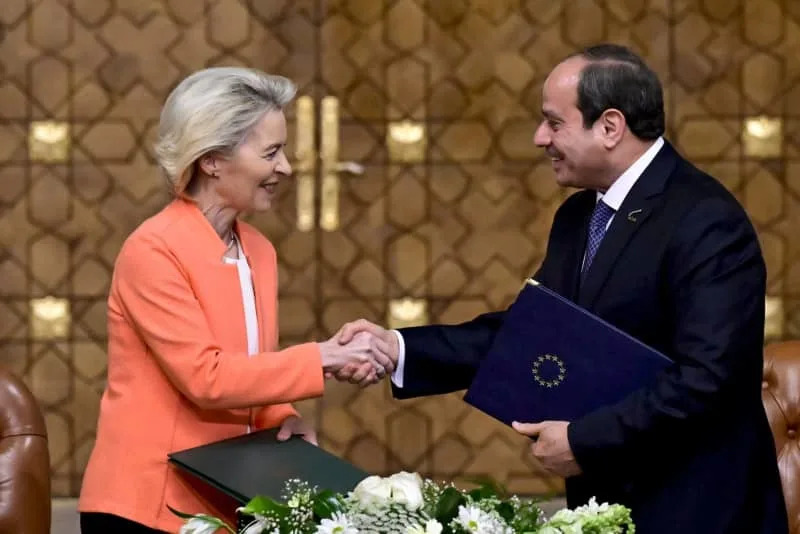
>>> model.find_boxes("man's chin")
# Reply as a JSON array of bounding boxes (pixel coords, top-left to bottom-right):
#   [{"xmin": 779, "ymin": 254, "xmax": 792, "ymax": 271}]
[{"xmin": 553, "ymin": 172, "xmax": 576, "ymax": 188}]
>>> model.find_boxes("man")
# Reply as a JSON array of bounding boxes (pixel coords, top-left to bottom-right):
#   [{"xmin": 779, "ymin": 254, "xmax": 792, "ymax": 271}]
[{"xmin": 336, "ymin": 44, "xmax": 787, "ymax": 533}]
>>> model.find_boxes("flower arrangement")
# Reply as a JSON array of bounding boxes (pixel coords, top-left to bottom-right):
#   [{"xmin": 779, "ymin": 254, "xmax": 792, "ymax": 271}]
[{"xmin": 174, "ymin": 472, "xmax": 634, "ymax": 534}]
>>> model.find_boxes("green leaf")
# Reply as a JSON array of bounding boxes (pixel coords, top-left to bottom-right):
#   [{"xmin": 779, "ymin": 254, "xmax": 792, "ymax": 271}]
[
  {"xmin": 166, "ymin": 505, "xmax": 236, "ymax": 533},
  {"xmin": 167, "ymin": 504, "xmax": 201, "ymax": 520},
  {"xmin": 435, "ymin": 487, "xmax": 465, "ymax": 525},
  {"xmin": 495, "ymin": 501, "xmax": 515, "ymax": 523},
  {"xmin": 461, "ymin": 476, "xmax": 507, "ymax": 499},
  {"xmin": 467, "ymin": 485, "xmax": 496, "ymax": 501},
  {"xmin": 312, "ymin": 490, "xmax": 345, "ymax": 519},
  {"xmin": 239, "ymin": 495, "xmax": 290, "ymax": 518}
]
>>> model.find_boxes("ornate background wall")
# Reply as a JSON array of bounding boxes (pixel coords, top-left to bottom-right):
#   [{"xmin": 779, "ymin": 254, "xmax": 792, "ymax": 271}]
[{"xmin": 0, "ymin": 0, "xmax": 798, "ymax": 497}]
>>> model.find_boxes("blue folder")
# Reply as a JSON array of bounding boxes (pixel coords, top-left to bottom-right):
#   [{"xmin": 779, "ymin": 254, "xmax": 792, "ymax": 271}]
[{"xmin": 463, "ymin": 279, "xmax": 673, "ymax": 425}]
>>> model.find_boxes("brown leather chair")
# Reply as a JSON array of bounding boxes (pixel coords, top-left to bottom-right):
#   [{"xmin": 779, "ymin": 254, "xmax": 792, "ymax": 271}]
[
  {"xmin": 763, "ymin": 341, "xmax": 800, "ymax": 533},
  {"xmin": 0, "ymin": 366, "xmax": 50, "ymax": 534}
]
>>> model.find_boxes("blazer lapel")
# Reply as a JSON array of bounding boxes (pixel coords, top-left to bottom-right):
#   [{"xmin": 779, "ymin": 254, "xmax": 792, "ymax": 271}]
[
  {"xmin": 237, "ymin": 225, "xmax": 276, "ymax": 353},
  {"xmin": 167, "ymin": 199, "xmax": 249, "ymax": 353},
  {"xmin": 577, "ymin": 142, "xmax": 679, "ymax": 308}
]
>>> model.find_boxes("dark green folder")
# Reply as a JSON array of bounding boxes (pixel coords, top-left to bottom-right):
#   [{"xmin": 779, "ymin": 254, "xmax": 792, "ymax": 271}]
[{"xmin": 168, "ymin": 429, "xmax": 369, "ymax": 504}]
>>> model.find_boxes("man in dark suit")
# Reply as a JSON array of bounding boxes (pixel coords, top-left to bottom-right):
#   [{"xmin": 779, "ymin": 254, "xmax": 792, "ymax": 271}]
[{"xmin": 335, "ymin": 44, "xmax": 787, "ymax": 533}]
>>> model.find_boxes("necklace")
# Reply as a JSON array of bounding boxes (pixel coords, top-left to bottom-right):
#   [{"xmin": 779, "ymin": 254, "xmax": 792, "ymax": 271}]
[{"xmin": 223, "ymin": 230, "xmax": 236, "ymax": 249}]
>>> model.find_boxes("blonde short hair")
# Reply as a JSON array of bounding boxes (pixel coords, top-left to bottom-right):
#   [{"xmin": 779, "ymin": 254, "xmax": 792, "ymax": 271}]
[{"xmin": 154, "ymin": 67, "xmax": 296, "ymax": 196}]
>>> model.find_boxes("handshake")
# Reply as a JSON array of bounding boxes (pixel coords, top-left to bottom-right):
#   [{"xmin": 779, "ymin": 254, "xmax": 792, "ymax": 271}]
[{"xmin": 317, "ymin": 319, "xmax": 398, "ymax": 387}]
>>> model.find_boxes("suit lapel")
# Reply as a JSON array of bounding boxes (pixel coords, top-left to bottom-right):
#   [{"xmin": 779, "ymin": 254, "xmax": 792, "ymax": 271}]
[
  {"xmin": 577, "ymin": 201, "xmax": 656, "ymax": 307},
  {"xmin": 564, "ymin": 196, "xmax": 594, "ymax": 301},
  {"xmin": 577, "ymin": 142, "xmax": 679, "ymax": 308},
  {"xmin": 534, "ymin": 191, "xmax": 594, "ymax": 302}
]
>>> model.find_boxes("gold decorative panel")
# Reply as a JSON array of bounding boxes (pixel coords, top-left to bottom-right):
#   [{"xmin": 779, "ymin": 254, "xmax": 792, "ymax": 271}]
[
  {"xmin": 28, "ymin": 120, "xmax": 69, "ymax": 162},
  {"xmin": 387, "ymin": 298, "xmax": 429, "ymax": 329},
  {"xmin": 29, "ymin": 296, "xmax": 70, "ymax": 339},
  {"xmin": 295, "ymin": 95, "xmax": 316, "ymax": 232},
  {"xmin": 4, "ymin": 0, "xmax": 800, "ymax": 499},
  {"xmin": 765, "ymin": 296, "xmax": 784, "ymax": 341},
  {"xmin": 743, "ymin": 116, "xmax": 783, "ymax": 158},
  {"xmin": 387, "ymin": 120, "xmax": 427, "ymax": 162}
]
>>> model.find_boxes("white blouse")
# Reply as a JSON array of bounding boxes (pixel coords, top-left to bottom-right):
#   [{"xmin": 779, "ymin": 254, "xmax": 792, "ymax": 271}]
[
  {"xmin": 223, "ymin": 235, "xmax": 259, "ymax": 432},
  {"xmin": 223, "ymin": 234, "xmax": 259, "ymax": 357}
]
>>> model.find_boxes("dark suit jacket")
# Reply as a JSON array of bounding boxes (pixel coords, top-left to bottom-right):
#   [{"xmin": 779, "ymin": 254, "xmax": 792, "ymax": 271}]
[{"xmin": 393, "ymin": 142, "xmax": 787, "ymax": 533}]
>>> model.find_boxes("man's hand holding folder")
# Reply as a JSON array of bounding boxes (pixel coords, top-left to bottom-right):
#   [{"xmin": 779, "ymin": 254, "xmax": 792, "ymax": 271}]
[{"xmin": 512, "ymin": 420, "xmax": 581, "ymax": 478}]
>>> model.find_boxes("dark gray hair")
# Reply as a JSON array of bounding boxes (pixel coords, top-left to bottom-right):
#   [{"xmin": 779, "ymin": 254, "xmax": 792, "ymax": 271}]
[{"xmin": 572, "ymin": 44, "xmax": 665, "ymax": 140}]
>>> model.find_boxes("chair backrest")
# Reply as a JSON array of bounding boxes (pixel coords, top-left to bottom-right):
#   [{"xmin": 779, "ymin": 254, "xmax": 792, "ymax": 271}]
[
  {"xmin": 763, "ymin": 341, "xmax": 800, "ymax": 534},
  {"xmin": 0, "ymin": 366, "xmax": 50, "ymax": 534}
]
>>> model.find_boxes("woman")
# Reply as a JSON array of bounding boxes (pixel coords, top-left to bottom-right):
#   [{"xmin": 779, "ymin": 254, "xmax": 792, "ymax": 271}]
[{"xmin": 78, "ymin": 67, "xmax": 392, "ymax": 533}]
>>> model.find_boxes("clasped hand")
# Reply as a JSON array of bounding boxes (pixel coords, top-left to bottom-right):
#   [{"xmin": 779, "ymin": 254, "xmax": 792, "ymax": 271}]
[{"xmin": 318, "ymin": 319, "xmax": 399, "ymax": 387}]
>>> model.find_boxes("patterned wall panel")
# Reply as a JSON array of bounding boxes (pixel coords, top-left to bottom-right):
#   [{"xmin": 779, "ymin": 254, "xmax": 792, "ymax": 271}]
[{"xmin": 1, "ymin": 0, "xmax": 799, "ymax": 499}]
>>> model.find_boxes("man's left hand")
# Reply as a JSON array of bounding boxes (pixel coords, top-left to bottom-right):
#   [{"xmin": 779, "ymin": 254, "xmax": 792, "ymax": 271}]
[
  {"xmin": 277, "ymin": 415, "xmax": 318, "ymax": 445},
  {"xmin": 512, "ymin": 420, "xmax": 582, "ymax": 478}
]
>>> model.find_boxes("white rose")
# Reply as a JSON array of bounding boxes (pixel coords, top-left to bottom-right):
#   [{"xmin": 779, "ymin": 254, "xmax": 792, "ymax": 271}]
[
  {"xmin": 179, "ymin": 517, "xmax": 222, "ymax": 534},
  {"xmin": 353, "ymin": 475, "xmax": 393, "ymax": 507},
  {"xmin": 241, "ymin": 518, "xmax": 268, "ymax": 534},
  {"xmin": 388, "ymin": 472, "xmax": 424, "ymax": 510},
  {"xmin": 424, "ymin": 519, "xmax": 443, "ymax": 534}
]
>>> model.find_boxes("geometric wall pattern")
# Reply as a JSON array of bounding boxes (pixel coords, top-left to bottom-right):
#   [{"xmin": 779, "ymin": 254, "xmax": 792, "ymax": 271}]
[{"xmin": 1, "ymin": 0, "xmax": 799, "ymax": 498}]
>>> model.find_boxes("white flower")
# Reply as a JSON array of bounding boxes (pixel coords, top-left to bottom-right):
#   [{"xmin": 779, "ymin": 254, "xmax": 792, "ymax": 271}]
[
  {"xmin": 179, "ymin": 517, "xmax": 223, "ymax": 534},
  {"xmin": 424, "ymin": 519, "xmax": 443, "ymax": 534},
  {"xmin": 549, "ymin": 508, "xmax": 577, "ymax": 523},
  {"xmin": 315, "ymin": 512, "xmax": 358, "ymax": 534},
  {"xmin": 241, "ymin": 517, "xmax": 269, "ymax": 534},
  {"xmin": 456, "ymin": 505, "xmax": 493, "ymax": 534},
  {"xmin": 353, "ymin": 475, "xmax": 393, "ymax": 508},
  {"xmin": 388, "ymin": 471, "xmax": 424, "ymax": 510},
  {"xmin": 406, "ymin": 519, "xmax": 443, "ymax": 534},
  {"xmin": 574, "ymin": 497, "xmax": 609, "ymax": 516},
  {"xmin": 544, "ymin": 508, "xmax": 584, "ymax": 534}
]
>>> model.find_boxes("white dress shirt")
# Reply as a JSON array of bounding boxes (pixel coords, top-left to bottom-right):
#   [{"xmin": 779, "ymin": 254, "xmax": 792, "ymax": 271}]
[{"xmin": 391, "ymin": 137, "xmax": 665, "ymax": 388}]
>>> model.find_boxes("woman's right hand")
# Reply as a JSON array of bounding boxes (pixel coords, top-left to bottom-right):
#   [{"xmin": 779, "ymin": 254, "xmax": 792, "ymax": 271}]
[{"xmin": 318, "ymin": 330, "xmax": 394, "ymax": 379}]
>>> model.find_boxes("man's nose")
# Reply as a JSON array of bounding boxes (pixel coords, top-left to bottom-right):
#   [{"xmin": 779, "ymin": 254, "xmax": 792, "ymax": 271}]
[{"xmin": 533, "ymin": 123, "xmax": 549, "ymax": 147}]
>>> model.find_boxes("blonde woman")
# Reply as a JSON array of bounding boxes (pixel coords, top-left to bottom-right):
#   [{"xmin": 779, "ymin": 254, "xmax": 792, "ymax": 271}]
[{"xmin": 78, "ymin": 68, "xmax": 392, "ymax": 533}]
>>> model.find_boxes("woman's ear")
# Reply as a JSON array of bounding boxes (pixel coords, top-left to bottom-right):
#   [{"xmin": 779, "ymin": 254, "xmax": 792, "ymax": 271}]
[{"xmin": 197, "ymin": 153, "xmax": 220, "ymax": 178}]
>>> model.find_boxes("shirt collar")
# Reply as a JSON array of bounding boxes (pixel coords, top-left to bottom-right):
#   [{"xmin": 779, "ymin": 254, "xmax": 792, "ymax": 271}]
[{"xmin": 597, "ymin": 136, "xmax": 664, "ymax": 210}]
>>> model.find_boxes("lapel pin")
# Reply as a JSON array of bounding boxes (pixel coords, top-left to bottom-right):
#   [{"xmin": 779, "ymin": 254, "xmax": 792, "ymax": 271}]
[{"xmin": 627, "ymin": 209, "xmax": 643, "ymax": 222}]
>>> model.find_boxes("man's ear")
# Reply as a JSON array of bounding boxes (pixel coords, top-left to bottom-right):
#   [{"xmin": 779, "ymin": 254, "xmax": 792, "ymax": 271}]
[
  {"xmin": 198, "ymin": 153, "xmax": 220, "ymax": 178},
  {"xmin": 597, "ymin": 109, "xmax": 626, "ymax": 149}
]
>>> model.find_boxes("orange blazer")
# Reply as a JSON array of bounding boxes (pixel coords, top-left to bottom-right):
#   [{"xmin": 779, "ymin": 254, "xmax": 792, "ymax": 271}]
[{"xmin": 78, "ymin": 198, "xmax": 324, "ymax": 532}]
